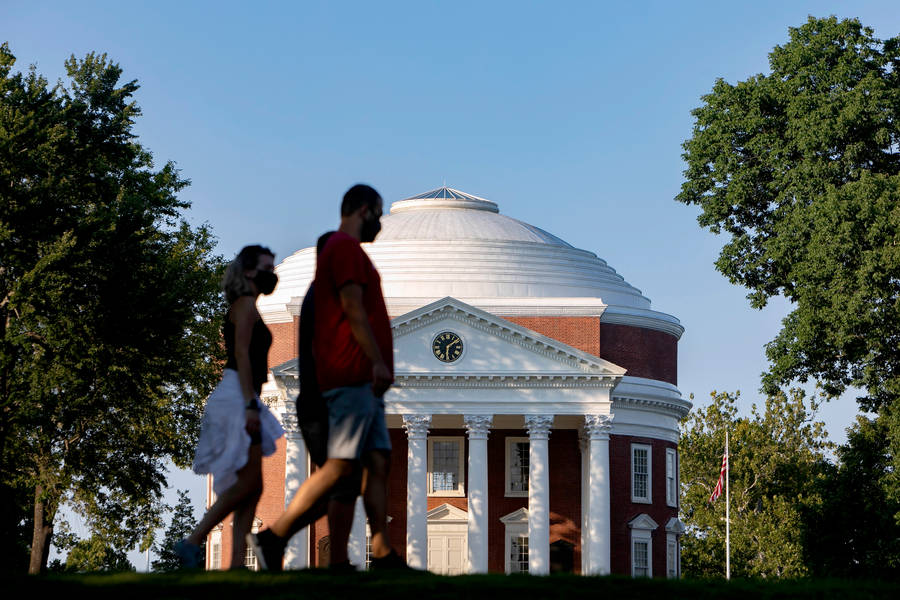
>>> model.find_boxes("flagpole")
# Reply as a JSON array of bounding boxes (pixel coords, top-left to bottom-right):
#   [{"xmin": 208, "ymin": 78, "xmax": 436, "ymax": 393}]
[{"xmin": 725, "ymin": 429, "xmax": 730, "ymax": 581}]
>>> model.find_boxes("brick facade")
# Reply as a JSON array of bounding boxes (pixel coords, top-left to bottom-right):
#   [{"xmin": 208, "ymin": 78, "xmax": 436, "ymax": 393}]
[
  {"xmin": 503, "ymin": 317, "xmax": 677, "ymax": 385},
  {"xmin": 609, "ymin": 435, "xmax": 678, "ymax": 576}
]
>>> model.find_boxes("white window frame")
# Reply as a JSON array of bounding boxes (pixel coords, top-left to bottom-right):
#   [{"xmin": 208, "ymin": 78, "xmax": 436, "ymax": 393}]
[
  {"xmin": 665, "ymin": 448, "xmax": 678, "ymax": 508},
  {"xmin": 500, "ymin": 508, "xmax": 530, "ymax": 574},
  {"xmin": 209, "ymin": 529, "xmax": 221, "ymax": 570},
  {"xmin": 505, "ymin": 437, "xmax": 530, "ymax": 497},
  {"xmin": 632, "ymin": 535, "xmax": 651, "ymax": 577},
  {"xmin": 665, "ymin": 517, "xmax": 684, "ymax": 579},
  {"xmin": 428, "ymin": 436, "xmax": 465, "ymax": 497},
  {"xmin": 666, "ymin": 535, "xmax": 680, "ymax": 579},
  {"xmin": 243, "ymin": 519, "xmax": 262, "ymax": 571},
  {"xmin": 631, "ymin": 443, "xmax": 652, "ymax": 503},
  {"xmin": 628, "ymin": 513, "xmax": 658, "ymax": 578}
]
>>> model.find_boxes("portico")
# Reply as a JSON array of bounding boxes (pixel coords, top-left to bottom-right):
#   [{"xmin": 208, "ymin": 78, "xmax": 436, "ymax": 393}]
[{"xmin": 375, "ymin": 297, "xmax": 623, "ymax": 574}]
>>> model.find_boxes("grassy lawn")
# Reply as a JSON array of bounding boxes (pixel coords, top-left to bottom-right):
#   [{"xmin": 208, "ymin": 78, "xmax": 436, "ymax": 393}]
[{"xmin": 3, "ymin": 571, "xmax": 897, "ymax": 600}]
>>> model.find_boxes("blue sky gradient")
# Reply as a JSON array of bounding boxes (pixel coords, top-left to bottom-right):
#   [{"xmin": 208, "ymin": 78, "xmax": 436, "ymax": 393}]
[{"xmin": 6, "ymin": 0, "xmax": 898, "ymax": 568}]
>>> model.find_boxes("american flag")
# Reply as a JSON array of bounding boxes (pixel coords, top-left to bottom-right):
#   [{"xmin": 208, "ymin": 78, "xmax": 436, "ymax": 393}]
[{"xmin": 708, "ymin": 451, "xmax": 728, "ymax": 503}]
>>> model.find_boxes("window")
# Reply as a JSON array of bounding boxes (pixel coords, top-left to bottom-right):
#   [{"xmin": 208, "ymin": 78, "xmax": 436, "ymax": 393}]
[
  {"xmin": 631, "ymin": 444, "xmax": 652, "ymax": 503},
  {"xmin": 428, "ymin": 437, "xmax": 465, "ymax": 496},
  {"xmin": 667, "ymin": 538, "xmax": 679, "ymax": 579},
  {"xmin": 505, "ymin": 437, "xmax": 529, "ymax": 497},
  {"xmin": 510, "ymin": 535, "xmax": 529, "ymax": 573},
  {"xmin": 500, "ymin": 508, "xmax": 529, "ymax": 574},
  {"xmin": 209, "ymin": 530, "xmax": 221, "ymax": 570},
  {"xmin": 244, "ymin": 521, "xmax": 261, "ymax": 571},
  {"xmin": 365, "ymin": 533, "xmax": 372, "ymax": 570},
  {"xmin": 628, "ymin": 513, "xmax": 658, "ymax": 578},
  {"xmin": 665, "ymin": 518, "xmax": 684, "ymax": 579},
  {"xmin": 666, "ymin": 448, "xmax": 678, "ymax": 507},
  {"xmin": 633, "ymin": 540, "xmax": 649, "ymax": 577}
]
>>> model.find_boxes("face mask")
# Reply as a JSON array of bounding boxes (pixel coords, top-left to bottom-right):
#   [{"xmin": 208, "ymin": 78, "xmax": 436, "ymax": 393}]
[
  {"xmin": 253, "ymin": 270, "xmax": 278, "ymax": 295},
  {"xmin": 360, "ymin": 213, "xmax": 382, "ymax": 243}
]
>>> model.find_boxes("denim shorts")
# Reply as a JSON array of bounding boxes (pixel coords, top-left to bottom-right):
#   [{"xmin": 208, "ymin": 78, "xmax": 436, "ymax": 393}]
[{"xmin": 324, "ymin": 383, "xmax": 392, "ymax": 460}]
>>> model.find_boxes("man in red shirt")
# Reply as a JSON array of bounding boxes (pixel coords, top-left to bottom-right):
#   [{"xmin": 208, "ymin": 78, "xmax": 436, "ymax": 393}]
[{"xmin": 249, "ymin": 184, "xmax": 404, "ymax": 570}]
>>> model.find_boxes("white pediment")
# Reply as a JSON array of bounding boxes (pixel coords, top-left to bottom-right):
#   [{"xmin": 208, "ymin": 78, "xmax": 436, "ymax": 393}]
[
  {"xmin": 391, "ymin": 297, "xmax": 626, "ymax": 384},
  {"xmin": 499, "ymin": 507, "xmax": 529, "ymax": 525},
  {"xmin": 628, "ymin": 513, "xmax": 659, "ymax": 531},
  {"xmin": 665, "ymin": 517, "xmax": 686, "ymax": 534},
  {"xmin": 427, "ymin": 503, "xmax": 468, "ymax": 523}
]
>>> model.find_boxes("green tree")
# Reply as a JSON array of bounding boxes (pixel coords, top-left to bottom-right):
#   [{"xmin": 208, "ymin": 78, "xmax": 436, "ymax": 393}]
[
  {"xmin": 64, "ymin": 535, "xmax": 135, "ymax": 573},
  {"xmin": 0, "ymin": 44, "xmax": 225, "ymax": 573},
  {"xmin": 804, "ymin": 413, "xmax": 900, "ymax": 577},
  {"xmin": 676, "ymin": 17, "xmax": 900, "ymax": 418},
  {"xmin": 152, "ymin": 489, "xmax": 201, "ymax": 572},
  {"xmin": 679, "ymin": 390, "xmax": 832, "ymax": 578}
]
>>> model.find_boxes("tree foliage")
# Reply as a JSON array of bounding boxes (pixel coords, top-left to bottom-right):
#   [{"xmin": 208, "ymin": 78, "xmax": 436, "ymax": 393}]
[
  {"xmin": 63, "ymin": 535, "xmax": 135, "ymax": 573},
  {"xmin": 804, "ymin": 412, "xmax": 900, "ymax": 577},
  {"xmin": 152, "ymin": 489, "xmax": 200, "ymax": 572},
  {"xmin": 679, "ymin": 390, "xmax": 832, "ymax": 578},
  {"xmin": 0, "ymin": 43, "xmax": 225, "ymax": 572},
  {"xmin": 676, "ymin": 16, "xmax": 900, "ymax": 411}
]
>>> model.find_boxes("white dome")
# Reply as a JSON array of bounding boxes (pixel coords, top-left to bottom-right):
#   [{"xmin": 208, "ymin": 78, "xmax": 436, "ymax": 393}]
[{"xmin": 259, "ymin": 188, "xmax": 681, "ymax": 336}]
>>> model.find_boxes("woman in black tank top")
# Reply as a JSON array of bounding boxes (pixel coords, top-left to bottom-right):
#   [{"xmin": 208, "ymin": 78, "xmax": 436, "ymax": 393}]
[{"xmin": 177, "ymin": 245, "xmax": 285, "ymax": 569}]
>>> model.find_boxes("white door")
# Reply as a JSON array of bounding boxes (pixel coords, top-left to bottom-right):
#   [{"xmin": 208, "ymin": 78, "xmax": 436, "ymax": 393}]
[{"xmin": 427, "ymin": 531, "xmax": 467, "ymax": 575}]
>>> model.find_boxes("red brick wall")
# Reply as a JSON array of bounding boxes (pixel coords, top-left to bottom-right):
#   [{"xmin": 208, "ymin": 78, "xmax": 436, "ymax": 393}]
[
  {"xmin": 504, "ymin": 317, "xmax": 601, "ymax": 356},
  {"xmin": 609, "ymin": 434, "xmax": 678, "ymax": 577},
  {"xmin": 501, "ymin": 317, "xmax": 677, "ymax": 386},
  {"xmin": 599, "ymin": 324, "xmax": 677, "ymax": 386},
  {"xmin": 267, "ymin": 318, "xmax": 298, "ymax": 369}
]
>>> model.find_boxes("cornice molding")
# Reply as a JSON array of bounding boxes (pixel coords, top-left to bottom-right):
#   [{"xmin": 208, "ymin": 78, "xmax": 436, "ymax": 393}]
[
  {"xmin": 395, "ymin": 374, "xmax": 619, "ymax": 389},
  {"xmin": 612, "ymin": 395, "xmax": 691, "ymax": 419},
  {"xmin": 600, "ymin": 307, "xmax": 684, "ymax": 339},
  {"xmin": 386, "ymin": 297, "xmax": 609, "ymax": 318}
]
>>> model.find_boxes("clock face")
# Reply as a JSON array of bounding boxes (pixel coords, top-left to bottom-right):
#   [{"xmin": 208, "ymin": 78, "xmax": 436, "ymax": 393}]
[{"xmin": 432, "ymin": 331, "xmax": 463, "ymax": 363}]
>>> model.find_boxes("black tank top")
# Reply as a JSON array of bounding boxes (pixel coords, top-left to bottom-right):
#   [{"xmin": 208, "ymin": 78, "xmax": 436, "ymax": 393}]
[{"xmin": 224, "ymin": 311, "xmax": 272, "ymax": 395}]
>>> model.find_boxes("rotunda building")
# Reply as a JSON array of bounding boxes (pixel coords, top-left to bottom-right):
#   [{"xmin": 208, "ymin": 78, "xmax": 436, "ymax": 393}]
[{"xmin": 207, "ymin": 187, "xmax": 689, "ymax": 577}]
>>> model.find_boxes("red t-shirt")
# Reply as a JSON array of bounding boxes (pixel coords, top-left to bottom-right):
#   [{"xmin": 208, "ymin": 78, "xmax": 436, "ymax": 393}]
[{"xmin": 313, "ymin": 231, "xmax": 394, "ymax": 392}]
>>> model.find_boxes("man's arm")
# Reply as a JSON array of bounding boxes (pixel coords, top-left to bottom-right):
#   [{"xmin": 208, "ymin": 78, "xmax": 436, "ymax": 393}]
[{"xmin": 339, "ymin": 283, "xmax": 392, "ymax": 396}]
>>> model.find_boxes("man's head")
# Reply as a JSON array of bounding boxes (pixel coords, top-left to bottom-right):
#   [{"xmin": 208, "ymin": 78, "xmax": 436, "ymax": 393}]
[{"xmin": 340, "ymin": 184, "xmax": 383, "ymax": 243}]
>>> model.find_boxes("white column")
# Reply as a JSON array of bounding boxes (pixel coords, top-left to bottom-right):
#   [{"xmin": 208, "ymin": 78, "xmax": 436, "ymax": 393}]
[
  {"xmin": 579, "ymin": 432, "xmax": 589, "ymax": 574},
  {"xmin": 464, "ymin": 415, "xmax": 492, "ymax": 574},
  {"xmin": 525, "ymin": 415, "xmax": 553, "ymax": 575},
  {"xmin": 281, "ymin": 408, "xmax": 309, "ymax": 569},
  {"xmin": 403, "ymin": 414, "xmax": 431, "ymax": 570},
  {"xmin": 585, "ymin": 414, "xmax": 613, "ymax": 575},
  {"xmin": 348, "ymin": 496, "xmax": 367, "ymax": 570}
]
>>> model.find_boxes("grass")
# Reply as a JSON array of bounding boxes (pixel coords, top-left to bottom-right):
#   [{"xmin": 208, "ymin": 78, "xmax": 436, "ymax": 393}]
[{"xmin": 4, "ymin": 570, "xmax": 898, "ymax": 600}]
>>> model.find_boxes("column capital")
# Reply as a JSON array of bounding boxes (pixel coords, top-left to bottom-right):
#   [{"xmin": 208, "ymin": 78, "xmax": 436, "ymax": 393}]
[
  {"xmin": 402, "ymin": 414, "xmax": 431, "ymax": 439},
  {"xmin": 584, "ymin": 414, "xmax": 614, "ymax": 440},
  {"xmin": 464, "ymin": 415, "xmax": 493, "ymax": 439},
  {"xmin": 281, "ymin": 412, "xmax": 301, "ymax": 435},
  {"xmin": 525, "ymin": 414, "xmax": 554, "ymax": 439}
]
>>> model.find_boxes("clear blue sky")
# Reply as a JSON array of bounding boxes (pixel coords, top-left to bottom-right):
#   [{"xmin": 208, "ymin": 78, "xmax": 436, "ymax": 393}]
[{"xmin": 7, "ymin": 0, "xmax": 898, "ymax": 568}]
